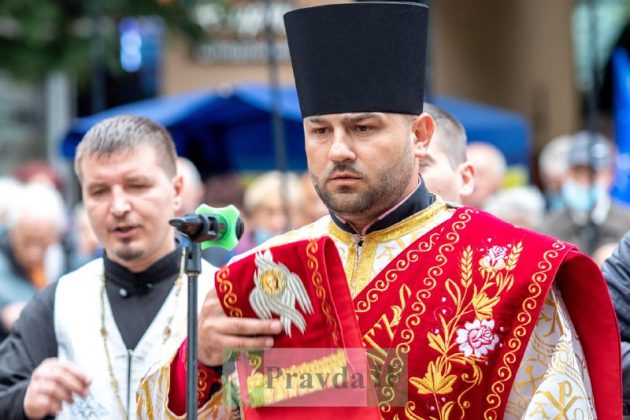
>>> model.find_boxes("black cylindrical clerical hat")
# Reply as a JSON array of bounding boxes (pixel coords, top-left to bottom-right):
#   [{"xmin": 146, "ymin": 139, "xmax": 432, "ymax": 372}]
[{"xmin": 284, "ymin": 2, "xmax": 429, "ymax": 118}]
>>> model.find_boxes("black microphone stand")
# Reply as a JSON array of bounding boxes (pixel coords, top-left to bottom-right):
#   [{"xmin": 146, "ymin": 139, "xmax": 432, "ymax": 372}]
[
  {"xmin": 170, "ymin": 207, "xmax": 244, "ymax": 419},
  {"xmin": 171, "ymin": 215, "xmax": 211, "ymax": 420},
  {"xmin": 184, "ymin": 239, "xmax": 201, "ymax": 420}
]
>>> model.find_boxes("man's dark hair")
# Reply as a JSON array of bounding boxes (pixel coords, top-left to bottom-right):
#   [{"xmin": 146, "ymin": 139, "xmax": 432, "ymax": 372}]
[{"xmin": 74, "ymin": 115, "xmax": 177, "ymax": 180}]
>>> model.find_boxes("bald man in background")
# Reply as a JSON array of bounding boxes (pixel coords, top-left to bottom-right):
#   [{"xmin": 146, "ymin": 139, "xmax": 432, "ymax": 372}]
[
  {"xmin": 176, "ymin": 157, "xmax": 234, "ymax": 267},
  {"xmin": 175, "ymin": 158, "xmax": 204, "ymax": 216},
  {"xmin": 463, "ymin": 142, "xmax": 506, "ymax": 209}
]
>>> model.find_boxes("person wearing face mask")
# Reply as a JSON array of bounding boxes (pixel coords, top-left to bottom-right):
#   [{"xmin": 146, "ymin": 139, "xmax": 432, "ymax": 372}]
[
  {"xmin": 538, "ymin": 135, "xmax": 572, "ymax": 213},
  {"xmin": 536, "ymin": 131, "xmax": 630, "ymax": 256}
]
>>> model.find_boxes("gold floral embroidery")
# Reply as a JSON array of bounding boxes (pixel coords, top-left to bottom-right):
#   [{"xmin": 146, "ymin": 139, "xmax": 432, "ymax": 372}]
[
  {"xmin": 410, "ymin": 360, "xmax": 457, "ymax": 395},
  {"xmin": 404, "ymin": 215, "xmax": 525, "ymax": 419},
  {"xmin": 471, "ymin": 293, "xmax": 500, "ymax": 320},
  {"xmin": 379, "ymin": 209, "xmax": 473, "ymax": 413}
]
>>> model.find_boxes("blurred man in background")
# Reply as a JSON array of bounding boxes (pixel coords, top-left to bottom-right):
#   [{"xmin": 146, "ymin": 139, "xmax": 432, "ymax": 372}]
[
  {"xmin": 175, "ymin": 157, "xmax": 205, "ymax": 216},
  {"xmin": 538, "ymin": 134, "xmax": 572, "ymax": 213},
  {"xmin": 420, "ymin": 102, "xmax": 474, "ymax": 203},
  {"xmin": 483, "ymin": 186, "xmax": 546, "ymax": 230},
  {"xmin": 462, "ymin": 141, "xmax": 506, "ymax": 208},
  {"xmin": 176, "ymin": 156, "xmax": 239, "ymax": 267},
  {"xmin": 536, "ymin": 131, "xmax": 630, "ymax": 255}
]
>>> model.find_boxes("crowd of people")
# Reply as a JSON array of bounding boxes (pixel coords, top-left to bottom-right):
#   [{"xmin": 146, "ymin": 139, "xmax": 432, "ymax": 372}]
[
  {"xmin": 0, "ymin": 114, "xmax": 629, "ymax": 418},
  {"xmin": 0, "ymin": 1, "xmax": 629, "ymax": 419},
  {"xmin": 0, "ymin": 166, "xmax": 101, "ymax": 342}
]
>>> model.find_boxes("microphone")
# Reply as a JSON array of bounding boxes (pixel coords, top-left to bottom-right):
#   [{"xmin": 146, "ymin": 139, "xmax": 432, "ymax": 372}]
[
  {"xmin": 172, "ymin": 205, "xmax": 244, "ymax": 419},
  {"xmin": 169, "ymin": 204, "xmax": 244, "ymax": 251}
]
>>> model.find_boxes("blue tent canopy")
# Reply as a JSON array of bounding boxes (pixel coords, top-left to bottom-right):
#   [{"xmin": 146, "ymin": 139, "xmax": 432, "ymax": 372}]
[{"xmin": 61, "ymin": 83, "xmax": 530, "ymax": 175}]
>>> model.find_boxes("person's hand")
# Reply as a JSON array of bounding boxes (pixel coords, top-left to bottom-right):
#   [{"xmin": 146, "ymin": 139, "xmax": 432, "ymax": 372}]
[
  {"xmin": 23, "ymin": 358, "xmax": 91, "ymax": 419},
  {"xmin": 198, "ymin": 289, "xmax": 282, "ymax": 367}
]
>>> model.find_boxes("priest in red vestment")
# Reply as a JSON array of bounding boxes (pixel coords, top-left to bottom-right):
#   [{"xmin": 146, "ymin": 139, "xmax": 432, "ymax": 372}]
[{"xmin": 137, "ymin": 2, "xmax": 622, "ymax": 419}]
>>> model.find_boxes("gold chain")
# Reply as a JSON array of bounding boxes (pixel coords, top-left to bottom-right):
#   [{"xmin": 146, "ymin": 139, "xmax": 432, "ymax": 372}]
[{"xmin": 99, "ymin": 251, "xmax": 185, "ymax": 419}]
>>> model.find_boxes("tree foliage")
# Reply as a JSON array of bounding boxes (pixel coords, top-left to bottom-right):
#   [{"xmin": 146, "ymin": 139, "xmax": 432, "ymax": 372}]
[{"xmin": 0, "ymin": 0, "xmax": 202, "ymax": 81}]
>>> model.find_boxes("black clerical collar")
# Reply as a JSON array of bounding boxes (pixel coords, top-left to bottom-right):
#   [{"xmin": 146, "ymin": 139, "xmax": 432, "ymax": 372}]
[
  {"xmin": 103, "ymin": 246, "xmax": 182, "ymax": 296},
  {"xmin": 330, "ymin": 180, "xmax": 435, "ymax": 235}
]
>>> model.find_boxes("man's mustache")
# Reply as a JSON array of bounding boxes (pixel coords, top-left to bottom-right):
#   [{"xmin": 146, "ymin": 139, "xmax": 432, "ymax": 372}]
[{"xmin": 325, "ymin": 163, "xmax": 364, "ymax": 179}]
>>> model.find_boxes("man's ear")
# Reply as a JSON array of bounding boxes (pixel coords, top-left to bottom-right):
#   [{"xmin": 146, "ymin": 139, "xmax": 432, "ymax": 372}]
[
  {"xmin": 173, "ymin": 174, "xmax": 184, "ymax": 210},
  {"xmin": 411, "ymin": 113, "xmax": 435, "ymax": 157},
  {"xmin": 458, "ymin": 162, "xmax": 475, "ymax": 199}
]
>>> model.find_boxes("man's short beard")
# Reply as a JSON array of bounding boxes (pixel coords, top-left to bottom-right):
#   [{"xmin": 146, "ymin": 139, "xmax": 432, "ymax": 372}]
[
  {"xmin": 314, "ymin": 185, "xmax": 377, "ymax": 215},
  {"xmin": 113, "ymin": 246, "xmax": 144, "ymax": 261}
]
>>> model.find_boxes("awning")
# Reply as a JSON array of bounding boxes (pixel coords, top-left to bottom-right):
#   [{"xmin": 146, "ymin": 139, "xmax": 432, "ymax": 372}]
[{"xmin": 60, "ymin": 83, "xmax": 530, "ymax": 175}]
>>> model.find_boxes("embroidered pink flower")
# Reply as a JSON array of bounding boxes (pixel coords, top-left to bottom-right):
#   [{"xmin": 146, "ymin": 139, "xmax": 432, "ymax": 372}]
[
  {"xmin": 480, "ymin": 246, "xmax": 507, "ymax": 271},
  {"xmin": 456, "ymin": 319, "xmax": 500, "ymax": 358}
]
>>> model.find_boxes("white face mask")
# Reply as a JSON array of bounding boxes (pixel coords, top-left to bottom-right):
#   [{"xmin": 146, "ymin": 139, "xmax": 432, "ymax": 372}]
[{"xmin": 561, "ymin": 181, "xmax": 606, "ymax": 214}]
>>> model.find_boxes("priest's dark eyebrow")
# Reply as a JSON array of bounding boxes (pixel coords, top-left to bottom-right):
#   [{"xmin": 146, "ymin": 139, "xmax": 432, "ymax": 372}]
[{"xmin": 305, "ymin": 113, "xmax": 384, "ymax": 125}]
